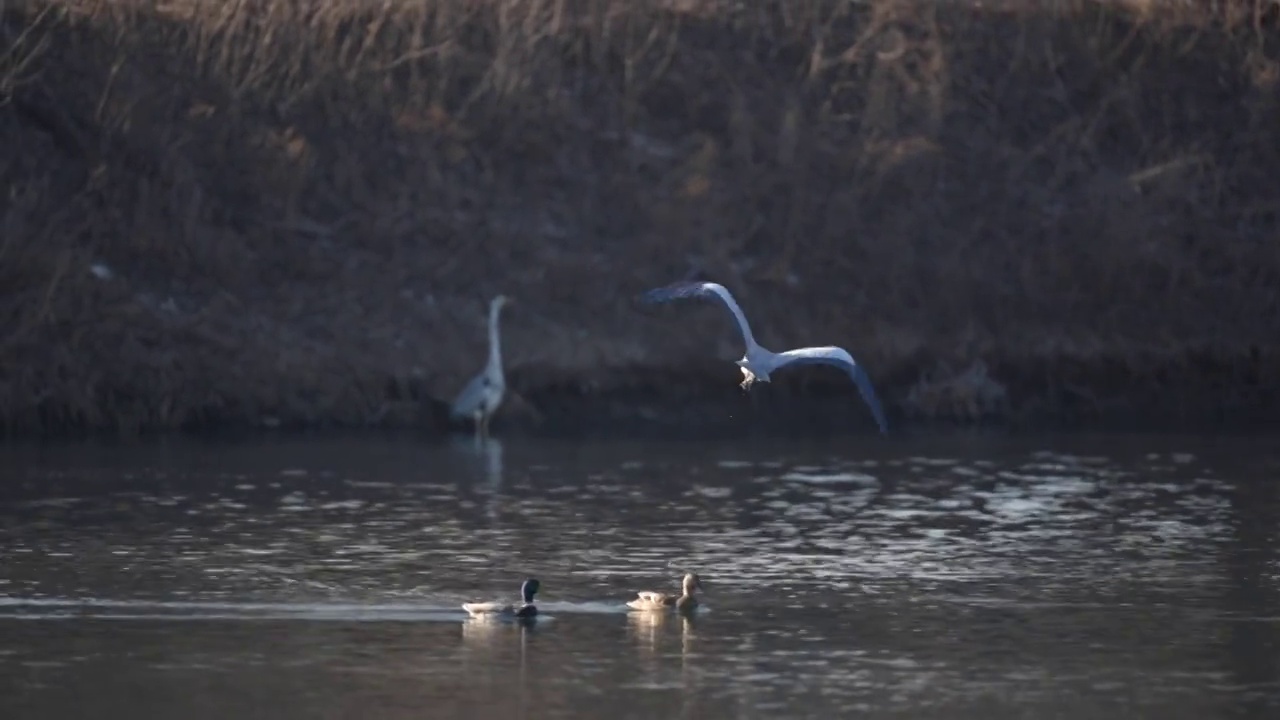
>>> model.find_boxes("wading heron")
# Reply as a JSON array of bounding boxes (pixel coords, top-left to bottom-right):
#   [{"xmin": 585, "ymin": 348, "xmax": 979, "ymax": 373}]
[
  {"xmin": 637, "ymin": 281, "xmax": 889, "ymax": 435},
  {"xmin": 450, "ymin": 294, "xmax": 511, "ymax": 440}
]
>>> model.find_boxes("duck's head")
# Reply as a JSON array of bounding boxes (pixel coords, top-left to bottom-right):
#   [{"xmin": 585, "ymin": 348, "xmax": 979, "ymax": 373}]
[
  {"xmin": 682, "ymin": 572, "xmax": 704, "ymax": 595},
  {"xmin": 520, "ymin": 578, "xmax": 541, "ymax": 603}
]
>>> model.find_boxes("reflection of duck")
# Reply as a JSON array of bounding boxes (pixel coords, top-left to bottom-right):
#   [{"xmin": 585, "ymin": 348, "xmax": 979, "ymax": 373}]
[
  {"xmin": 461, "ymin": 612, "xmax": 524, "ymax": 639},
  {"xmin": 628, "ymin": 606, "xmax": 666, "ymax": 653},
  {"xmin": 627, "ymin": 585, "xmax": 698, "ymax": 720},
  {"xmin": 627, "ymin": 609, "xmax": 696, "ymax": 663},
  {"xmin": 627, "ymin": 572, "xmax": 704, "ymax": 612},
  {"xmin": 461, "ymin": 612, "xmax": 538, "ymax": 647},
  {"xmin": 463, "ymin": 578, "xmax": 540, "ymax": 618},
  {"xmin": 459, "ymin": 604, "xmax": 535, "ymax": 720}
]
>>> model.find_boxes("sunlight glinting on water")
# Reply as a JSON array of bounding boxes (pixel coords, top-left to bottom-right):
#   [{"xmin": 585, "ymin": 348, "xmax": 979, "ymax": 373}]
[
  {"xmin": 0, "ymin": 446, "xmax": 1245, "ymax": 611},
  {"xmin": 2, "ymin": 430, "xmax": 1269, "ymax": 717},
  {"xmin": 0, "ymin": 435, "xmax": 1276, "ymax": 720}
]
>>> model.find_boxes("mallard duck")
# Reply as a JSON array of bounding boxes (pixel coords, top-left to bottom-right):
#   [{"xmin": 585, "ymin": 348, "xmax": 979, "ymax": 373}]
[
  {"xmin": 462, "ymin": 578, "xmax": 540, "ymax": 618},
  {"xmin": 626, "ymin": 572, "xmax": 704, "ymax": 612}
]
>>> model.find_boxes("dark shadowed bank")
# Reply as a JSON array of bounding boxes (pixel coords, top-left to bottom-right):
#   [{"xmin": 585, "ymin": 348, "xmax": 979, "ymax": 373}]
[{"xmin": 2, "ymin": 0, "xmax": 1279, "ymax": 440}]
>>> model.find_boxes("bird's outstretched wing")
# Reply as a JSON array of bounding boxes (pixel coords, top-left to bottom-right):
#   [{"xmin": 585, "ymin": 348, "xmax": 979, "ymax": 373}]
[
  {"xmin": 636, "ymin": 281, "xmax": 758, "ymax": 351},
  {"xmin": 774, "ymin": 347, "xmax": 889, "ymax": 434}
]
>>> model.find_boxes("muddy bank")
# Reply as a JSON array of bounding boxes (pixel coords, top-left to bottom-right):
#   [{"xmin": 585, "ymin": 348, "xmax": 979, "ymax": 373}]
[{"xmin": 2, "ymin": 0, "xmax": 1279, "ymax": 440}]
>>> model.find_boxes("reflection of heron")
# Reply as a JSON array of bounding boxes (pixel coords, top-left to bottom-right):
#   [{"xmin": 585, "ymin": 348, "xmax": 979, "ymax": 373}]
[
  {"xmin": 627, "ymin": 572, "xmax": 705, "ymax": 612},
  {"xmin": 447, "ymin": 434, "xmax": 503, "ymax": 481},
  {"xmin": 462, "ymin": 578, "xmax": 540, "ymax": 618},
  {"xmin": 637, "ymin": 281, "xmax": 889, "ymax": 434},
  {"xmin": 450, "ymin": 295, "xmax": 512, "ymax": 440},
  {"xmin": 481, "ymin": 437, "xmax": 503, "ymax": 489},
  {"xmin": 449, "ymin": 435, "xmax": 505, "ymax": 522},
  {"xmin": 481, "ymin": 438, "xmax": 503, "ymax": 523}
]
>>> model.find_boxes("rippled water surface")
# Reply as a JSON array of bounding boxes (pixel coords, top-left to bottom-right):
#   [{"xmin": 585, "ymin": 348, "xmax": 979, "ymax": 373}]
[{"xmin": 1, "ymin": 433, "xmax": 1278, "ymax": 719}]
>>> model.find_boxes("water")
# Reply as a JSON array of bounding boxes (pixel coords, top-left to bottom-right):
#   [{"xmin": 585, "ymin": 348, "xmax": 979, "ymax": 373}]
[{"xmin": 0, "ymin": 433, "xmax": 1277, "ymax": 719}]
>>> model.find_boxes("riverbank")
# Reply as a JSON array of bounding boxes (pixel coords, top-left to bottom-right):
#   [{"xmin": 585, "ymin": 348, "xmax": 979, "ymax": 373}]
[{"xmin": 2, "ymin": 0, "xmax": 1279, "ymax": 440}]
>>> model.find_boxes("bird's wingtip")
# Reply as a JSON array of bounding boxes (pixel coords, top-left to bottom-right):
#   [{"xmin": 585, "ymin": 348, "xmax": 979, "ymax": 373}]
[
  {"xmin": 632, "ymin": 287, "xmax": 663, "ymax": 307},
  {"xmin": 635, "ymin": 280, "xmax": 721, "ymax": 302},
  {"xmin": 635, "ymin": 282, "xmax": 690, "ymax": 305}
]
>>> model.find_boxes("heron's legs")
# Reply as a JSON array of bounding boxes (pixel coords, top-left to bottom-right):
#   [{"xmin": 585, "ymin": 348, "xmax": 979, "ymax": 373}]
[{"xmin": 473, "ymin": 409, "xmax": 485, "ymax": 441}]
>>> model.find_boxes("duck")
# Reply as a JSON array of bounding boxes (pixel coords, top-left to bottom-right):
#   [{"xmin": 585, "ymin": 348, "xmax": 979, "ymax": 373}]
[
  {"xmin": 626, "ymin": 572, "xmax": 704, "ymax": 612},
  {"xmin": 462, "ymin": 578, "xmax": 540, "ymax": 618}
]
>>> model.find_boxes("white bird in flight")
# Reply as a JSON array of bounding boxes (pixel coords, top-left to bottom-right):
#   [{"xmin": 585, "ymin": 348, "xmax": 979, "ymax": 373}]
[{"xmin": 638, "ymin": 281, "xmax": 889, "ymax": 435}]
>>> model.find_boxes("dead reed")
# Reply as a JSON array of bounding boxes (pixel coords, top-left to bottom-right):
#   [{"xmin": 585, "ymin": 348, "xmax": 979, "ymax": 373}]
[{"xmin": 2, "ymin": 0, "xmax": 1278, "ymax": 437}]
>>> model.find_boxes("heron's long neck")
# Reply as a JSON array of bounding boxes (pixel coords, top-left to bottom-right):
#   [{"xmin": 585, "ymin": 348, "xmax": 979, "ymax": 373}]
[
  {"xmin": 485, "ymin": 304, "xmax": 504, "ymax": 374},
  {"xmin": 731, "ymin": 309, "xmax": 760, "ymax": 355}
]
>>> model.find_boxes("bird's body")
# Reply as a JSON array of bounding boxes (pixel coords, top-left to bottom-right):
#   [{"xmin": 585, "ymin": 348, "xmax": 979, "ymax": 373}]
[
  {"xmin": 451, "ymin": 295, "xmax": 511, "ymax": 440},
  {"xmin": 637, "ymin": 281, "xmax": 889, "ymax": 435},
  {"xmin": 463, "ymin": 578, "xmax": 540, "ymax": 619},
  {"xmin": 627, "ymin": 572, "xmax": 704, "ymax": 612}
]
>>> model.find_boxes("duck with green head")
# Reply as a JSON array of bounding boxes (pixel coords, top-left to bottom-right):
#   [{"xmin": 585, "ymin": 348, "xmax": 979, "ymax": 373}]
[
  {"xmin": 463, "ymin": 578, "xmax": 540, "ymax": 618},
  {"xmin": 626, "ymin": 572, "xmax": 704, "ymax": 612}
]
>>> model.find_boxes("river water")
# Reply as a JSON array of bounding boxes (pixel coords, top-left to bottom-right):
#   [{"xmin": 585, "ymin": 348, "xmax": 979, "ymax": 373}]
[{"xmin": 0, "ymin": 432, "xmax": 1277, "ymax": 719}]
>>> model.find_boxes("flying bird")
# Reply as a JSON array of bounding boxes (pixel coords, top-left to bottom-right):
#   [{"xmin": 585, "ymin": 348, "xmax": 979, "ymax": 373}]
[
  {"xmin": 637, "ymin": 281, "xmax": 889, "ymax": 434},
  {"xmin": 450, "ymin": 295, "xmax": 512, "ymax": 440}
]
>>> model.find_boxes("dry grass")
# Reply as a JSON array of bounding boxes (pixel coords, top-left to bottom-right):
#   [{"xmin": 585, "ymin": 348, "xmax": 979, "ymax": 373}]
[{"xmin": 2, "ymin": 0, "xmax": 1279, "ymax": 437}]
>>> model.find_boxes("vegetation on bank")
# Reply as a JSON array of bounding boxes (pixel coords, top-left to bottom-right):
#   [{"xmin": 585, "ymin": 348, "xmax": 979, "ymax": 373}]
[{"xmin": 1, "ymin": 0, "xmax": 1279, "ymax": 438}]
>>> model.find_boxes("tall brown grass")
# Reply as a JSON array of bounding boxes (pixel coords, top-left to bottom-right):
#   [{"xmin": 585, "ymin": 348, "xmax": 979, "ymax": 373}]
[{"xmin": 2, "ymin": 0, "xmax": 1278, "ymax": 437}]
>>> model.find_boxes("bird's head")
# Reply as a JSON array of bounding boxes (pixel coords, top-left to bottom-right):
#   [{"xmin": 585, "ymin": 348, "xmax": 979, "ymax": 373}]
[
  {"xmin": 520, "ymin": 578, "xmax": 540, "ymax": 602},
  {"xmin": 491, "ymin": 295, "xmax": 512, "ymax": 310},
  {"xmin": 682, "ymin": 572, "xmax": 705, "ymax": 595}
]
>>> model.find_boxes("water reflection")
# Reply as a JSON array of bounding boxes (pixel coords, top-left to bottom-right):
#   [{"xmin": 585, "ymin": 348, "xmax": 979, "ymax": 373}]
[
  {"xmin": 626, "ymin": 609, "xmax": 698, "ymax": 720},
  {"xmin": 449, "ymin": 435, "xmax": 504, "ymax": 523},
  {"xmin": 0, "ymin": 434, "xmax": 1276, "ymax": 719},
  {"xmin": 1224, "ymin": 463, "xmax": 1280, "ymax": 716},
  {"xmin": 626, "ymin": 609, "xmax": 695, "ymax": 659}
]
